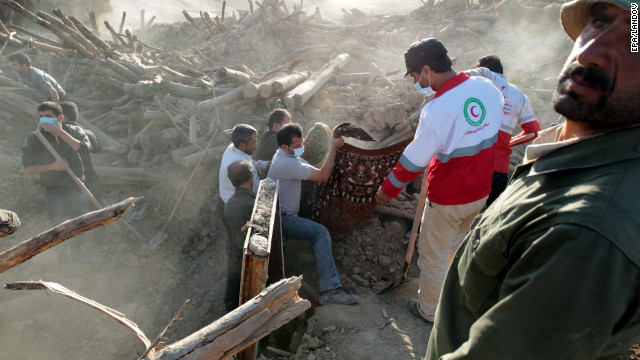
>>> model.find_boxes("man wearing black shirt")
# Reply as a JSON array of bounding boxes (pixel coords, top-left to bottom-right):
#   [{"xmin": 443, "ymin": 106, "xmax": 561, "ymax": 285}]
[
  {"xmin": 60, "ymin": 101, "xmax": 105, "ymax": 204},
  {"xmin": 22, "ymin": 102, "xmax": 90, "ymax": 225},
  {"xmin": 223, "ymin": 160, "xmax": 256, "ymax": 311},
  {"xmin": 252, "ymin": 109, "xmax": 291, "ymax": 162}
]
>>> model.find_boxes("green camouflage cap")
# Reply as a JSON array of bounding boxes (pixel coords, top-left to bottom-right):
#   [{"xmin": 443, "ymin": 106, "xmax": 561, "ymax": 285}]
[{"xmin": 561, "ymin": 0, "xmax": 634, "ymax": 40}]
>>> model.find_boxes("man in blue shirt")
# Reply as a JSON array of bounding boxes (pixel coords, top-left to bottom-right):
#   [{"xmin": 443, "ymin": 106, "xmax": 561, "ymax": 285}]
[
  {"xmin": 10, "ymin": 53, "xmax": 67, "ymax": 102},
  {"xmin": 268, "ymin": 123, "xmax": 358, "ymax": 305}
]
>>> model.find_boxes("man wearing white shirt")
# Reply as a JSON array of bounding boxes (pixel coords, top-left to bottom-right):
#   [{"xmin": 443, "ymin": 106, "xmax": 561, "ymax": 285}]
[
  {"xmin": 466, "ymin": 55, "xmax": 541, "ymax": 206},
  {"xmin": 376, "ymin": 38, "xmax": 503, "ymax": 323},
  {"xmin": 218, "ymin": 125, "xmax": 267, "ymax": 220}
]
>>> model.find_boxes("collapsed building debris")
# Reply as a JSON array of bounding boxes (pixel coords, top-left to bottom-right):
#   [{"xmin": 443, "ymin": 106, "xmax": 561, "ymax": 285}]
[{"xmin": 3, "ymin": 0, "xmax": 629, "ymax": 359}]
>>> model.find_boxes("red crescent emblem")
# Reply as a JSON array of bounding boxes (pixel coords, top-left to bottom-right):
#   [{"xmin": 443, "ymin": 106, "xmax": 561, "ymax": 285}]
[{"xmin": 470, "ymin": 105, "xmax": 479, "ymax": 117}]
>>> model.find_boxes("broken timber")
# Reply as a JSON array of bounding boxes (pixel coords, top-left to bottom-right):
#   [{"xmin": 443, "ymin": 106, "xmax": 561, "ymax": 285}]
[
  {"xmin": 238, "ymin": 179, "xmax": 285, "ymax": 360},
  {"xmin": 145, "ymin": 277, "xmax": 309, "ymax": 360},
  {"xmin": 284, "ymin": 53, "xmax": 350, "ymax": 110},
  {"xmin": 0, "ymin": 197, "xmax": 140, "ymax": 273},
  {"xmin": 5, "ymin": 281, "xmax": 151, "ymax": 348}
]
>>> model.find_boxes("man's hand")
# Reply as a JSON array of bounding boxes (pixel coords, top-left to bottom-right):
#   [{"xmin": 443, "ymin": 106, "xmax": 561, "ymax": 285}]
[
  {"xmin": 41, "ymin": 122, "xmax": 64, "ymax": 137},
  {"xmin": 49, "ymin": 87, "xmax": 60, "ymax": 102},
  {"xmin": 376, "ymin": 187, "xmax": 393, "ymax": 206},
  {"xmin": 331, "ymin": 137, "xmax": 344, "ymax": 150},
  {"xmin": 50, "ymin": 159, "xmax": 69, "ymax": 171}
]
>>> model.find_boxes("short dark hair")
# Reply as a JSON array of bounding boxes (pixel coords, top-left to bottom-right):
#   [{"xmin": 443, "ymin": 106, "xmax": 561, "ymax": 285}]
[
  {"xmin": 425, "ymin": 56, "xmax": 453, "ymax": 74},
  {"xmin": 276, "ymin": 123, "xmax": 303, "ymax": 147},
  {"xmin": 268, "ymin": 109, "xmax": 291, "ymax": 130},
  {"xmin": 231, "ymin": 124, "xmax": 257, "ymax": 148},
  {"xmin": 227, "ymin": 160, "xmax": 253, "ymax": 188},
  {"xmin": 475, "ymin": 55, "xmax": 503, "ymax": 74},
  {"xmin": 9, "ymin": 53, "xmax": 31, "ymax": 67},
  {"xmin": 37, "ymin": 101, "xmax": 62, "ymax": 117},
  {"xmin": 60, "ymin": 101, "xmax": 78, "ymax": 124}
]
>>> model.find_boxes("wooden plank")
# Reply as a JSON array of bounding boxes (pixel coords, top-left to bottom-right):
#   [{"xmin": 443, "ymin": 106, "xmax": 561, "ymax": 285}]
[{"xmin": 237, "ymin": 180, "xmax": 284, "ymax": 360}]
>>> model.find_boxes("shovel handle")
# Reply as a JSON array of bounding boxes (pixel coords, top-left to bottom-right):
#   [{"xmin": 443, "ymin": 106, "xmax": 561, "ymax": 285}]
[
  {"xmin": 509, "ymin": 132, "xmax": 536, "ymax": 147},
  {"xmin": 402, "ymin": 172, "xmax": 429, "ymax": 279},
  {"xmin": 34, "ymin": 131, "xmax": 102, "ymax": 210}
]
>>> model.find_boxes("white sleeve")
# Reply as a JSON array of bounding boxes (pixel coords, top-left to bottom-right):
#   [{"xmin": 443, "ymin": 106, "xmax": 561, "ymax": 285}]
[
  {"xmin": 401, "ymin": 106, "xmax": 441, "ymax": 169},
  {"xmin": 517, "ymin": 93, "xmax": 537, "ymax": 124}
]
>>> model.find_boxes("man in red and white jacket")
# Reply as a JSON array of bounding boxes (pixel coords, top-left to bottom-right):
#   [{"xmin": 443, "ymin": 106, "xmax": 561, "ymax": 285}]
[
  {"xmin": 467, "ymin": 55, "xmax": 541, "ymax": 206},
  {"xmin": 376, "ymin": 38, "xmax": 504, "ymax": 324}
]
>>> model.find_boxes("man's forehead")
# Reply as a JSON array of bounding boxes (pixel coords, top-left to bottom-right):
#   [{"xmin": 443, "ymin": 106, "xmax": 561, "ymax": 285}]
[
  {"xmin": 561, "ymin": 0, "xmax": 633, "ymax": 39},
  {"xmin": 590, "ymin": 1, "xmax": 629, "ymax": 16}
]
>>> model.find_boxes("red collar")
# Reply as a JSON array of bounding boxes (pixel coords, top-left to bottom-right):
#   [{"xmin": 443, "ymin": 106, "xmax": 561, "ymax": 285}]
[{"xmin": 434, "ymin": 72, "xmax": 470, "ymax": 99}]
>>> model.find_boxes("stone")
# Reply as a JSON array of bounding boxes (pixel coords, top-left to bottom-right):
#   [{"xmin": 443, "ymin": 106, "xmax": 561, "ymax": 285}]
[
  {"xmin": 386, "ymin": 221, "xmax": 402, "ymax": 237},
  {"xmin": 249, "ymin": 234, "xmax": 268, "ymax": 256},
  {"xmin": 378, "ymin": 255, "xmax": 392, "ymax": 267},
  {"xmin": 351, "ymin": 274, "xmax": 369, "ymax": 287}
]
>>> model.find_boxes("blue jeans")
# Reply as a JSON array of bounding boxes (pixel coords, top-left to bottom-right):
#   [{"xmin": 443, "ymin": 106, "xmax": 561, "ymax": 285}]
[{"xmin": 281, "ymin": 214, "xmax": 341, "ymax": 292}]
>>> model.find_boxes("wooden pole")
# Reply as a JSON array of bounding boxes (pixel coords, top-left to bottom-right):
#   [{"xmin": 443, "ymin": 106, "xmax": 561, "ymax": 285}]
[
  {"xmin": 0, "ymin": 197, "xmax": 140, "ymax": 273},
  {"xmin": 5, "ymin": 280, "xmax": 151, "ymax": 348},
  {"xmin": 104, "ymin": 20, "xmax": 128, "ymax": 47},
  {"xmin": 285, "ymin": 54, "xmax": 350, "ymax": 110},
  {"xmin": 68, "ymin": 15, "xmax": 111, "ymax": 52},
  {"xmin": 36, "ymin": 10, "xmax": 103, "ymax": 57},
  {"xmin": 148, "ymin": 128, "xmax": 221, "ymax": 250},
  {"xmin": 118, "ymin": 11, "xmax": 127, "ymax": 34},
  {"xmin": 34, "ymin": 131, "xmax": 144, "ymax": 242},
  {"xmin": 34, "ymin": 131, "xmax": 101, "ymax": 209},
  {"xmin": 146, "ymin": 276, "xmax": 309, "ymax": 360},
  {"xmin": 89, "ymin": 12, "xmax": 100, "ymax": 35},
  {"xmin": 222, "ymin": 1, "xmax": 227, "ymax": 22}
]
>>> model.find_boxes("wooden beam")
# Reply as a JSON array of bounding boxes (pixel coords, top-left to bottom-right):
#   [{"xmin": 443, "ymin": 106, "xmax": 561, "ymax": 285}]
[
  {"xmin": 285, "ymin": 54, "xmax": 350, "ymax": 110},
  {"xmin": 0, "ymin": 198, "xmax": 140, "ymax": 273}
]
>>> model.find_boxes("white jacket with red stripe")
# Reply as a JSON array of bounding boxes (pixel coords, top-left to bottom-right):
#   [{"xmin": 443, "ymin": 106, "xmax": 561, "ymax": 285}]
[
  {"xmin": 381, "ymin": 72, "xmax": 504, "ymax": 205},
  {"xmin": 467, "ymin": 67, "xmax": 541, "ymax": 173}
]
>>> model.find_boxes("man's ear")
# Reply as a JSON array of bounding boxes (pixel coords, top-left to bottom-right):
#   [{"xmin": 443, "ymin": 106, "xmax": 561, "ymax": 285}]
[
  {"xmin": 57, "ymin": 114, "xmax": 65, "ymax": 124},
  {"xmin": 236, "ymin": 142, "xmax": 247, "ymax": 151}
]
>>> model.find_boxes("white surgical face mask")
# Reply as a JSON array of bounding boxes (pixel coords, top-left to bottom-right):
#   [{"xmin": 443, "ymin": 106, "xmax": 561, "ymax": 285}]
[
  {"xmin": 39, "ymin": 117, "xmax": 57, "ymax": 125},
  {"xmin": 288, "ymin": 145, "xmax": 305, "ymax": 157},
  {"xmin": 414, "ymin": 69, "xmax": 434, "ymax": 96}
]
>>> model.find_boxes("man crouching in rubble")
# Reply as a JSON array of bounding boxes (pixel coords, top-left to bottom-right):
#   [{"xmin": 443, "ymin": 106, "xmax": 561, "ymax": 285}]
[
  {"xmin": 268, "ymin": 123, "xmax": 359, "ymax": 305},
  {"xmin": 426, "ymin": 1, "xmax": 640, "ymax": 359},
  {"xmin": 22, "ymin": 102, "xmax": 90, "ymax": 225},
  {"xmin": 223, "ymin": 160, "xmax": 256, "ymax": 312}
]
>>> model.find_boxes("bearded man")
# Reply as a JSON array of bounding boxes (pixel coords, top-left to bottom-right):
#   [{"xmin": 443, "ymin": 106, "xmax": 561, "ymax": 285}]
[{"xmin": 426, "ymin": 1, "xmax": 640, "ymax": 359}]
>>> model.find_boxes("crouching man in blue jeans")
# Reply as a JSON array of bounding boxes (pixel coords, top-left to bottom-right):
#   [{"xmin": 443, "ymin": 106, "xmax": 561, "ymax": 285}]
[{"xmin": 268, "ymin": 123, "xmax": 358, "ymax": 305}]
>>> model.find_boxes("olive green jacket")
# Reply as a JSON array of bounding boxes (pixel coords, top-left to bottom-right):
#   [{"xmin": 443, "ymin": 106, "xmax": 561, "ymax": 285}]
[{"xmin": 427, "ymin": 126, "xmax": 640, "ymax": 360}]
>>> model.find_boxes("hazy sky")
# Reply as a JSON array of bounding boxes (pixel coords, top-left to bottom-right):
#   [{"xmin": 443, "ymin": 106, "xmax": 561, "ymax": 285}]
[{"xmin": 104, "ymin": 0, "xmax": 421, "ymax": 27}]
